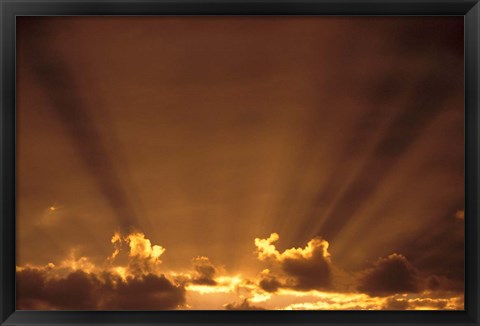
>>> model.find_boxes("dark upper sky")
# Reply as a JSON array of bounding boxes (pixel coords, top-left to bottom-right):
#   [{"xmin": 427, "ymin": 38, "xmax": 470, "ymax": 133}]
[{"xmin": 16, "ymin": 16, "xmax": 464, "ymax": 310}]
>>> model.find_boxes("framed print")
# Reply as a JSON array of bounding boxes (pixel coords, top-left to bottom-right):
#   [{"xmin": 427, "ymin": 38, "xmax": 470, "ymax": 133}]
[{"xmin": 1, "ymin": 0, "xmax": 479, "ymax": 325}]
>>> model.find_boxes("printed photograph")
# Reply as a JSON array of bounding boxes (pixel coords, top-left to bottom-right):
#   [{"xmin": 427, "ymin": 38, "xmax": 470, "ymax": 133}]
[{"xmin": 16, "ymin": 16, "xmax": 464, "ymax": 310}]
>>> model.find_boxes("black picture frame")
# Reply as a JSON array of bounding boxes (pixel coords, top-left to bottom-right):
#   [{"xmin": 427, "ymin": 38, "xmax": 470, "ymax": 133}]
[{"xmin": 1, "ymin": 1, "xmax": 479, "ymax": 325}]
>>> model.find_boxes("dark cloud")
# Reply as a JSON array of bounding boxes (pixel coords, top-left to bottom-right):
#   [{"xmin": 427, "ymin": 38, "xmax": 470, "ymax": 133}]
[
  {"xmin": 398, "ymin": 211, "xmax": 464, "ymax": 286},
  {"xmin": 357, "ymin": 254, "xmax": 419, "ymax": 297},
  {"xmin": 42, "ymin": 270, "xmax": 103, "ymax": 310},
  {"xmin": 425, "ymin": 275, "xmax": 463, "ymax": 293},
  {"xmin": 255, "ymin": 234, "xmax": 332, "ymax": 291},
  {"xmin": 16, "ymin": 267, "xmax": 54, "ymax": 310},
  {"xmin": 190, "ymin": 256, "xmax": 218, "ymax": 286},
  {"xmin": 224, "ymin": 299, "xmax": 265, "ymax": 310},
  {"xmin": 101, "ymin": 273, "xmax": 185, "ymax": 310},
  {"xmin": 16, "ymin": 267, "xmax": 185, "ymax": 310},
  {"xmin": 281, "ymin": 246, "xmax": 331, "ymax": 291},
  {"xmin": 17, "ymin": 268, "xmax": 103, "ymax": 310},
  {"xmin": 258, "ymin": 271, "xmax": 282, "ymax": 293},
  {"xmin": 381, "ymin": 297, "xmax": 410, "ymax": 310}
]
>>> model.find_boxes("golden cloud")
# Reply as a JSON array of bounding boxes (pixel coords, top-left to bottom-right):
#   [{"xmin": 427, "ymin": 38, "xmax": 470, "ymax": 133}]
[
  {"xmin": 254, "ymin": 233, "xmax": 332, "ymax": 291},
  {"xmin": 15, "ymin": 231, "xmax": 464, "ymax": 310}
]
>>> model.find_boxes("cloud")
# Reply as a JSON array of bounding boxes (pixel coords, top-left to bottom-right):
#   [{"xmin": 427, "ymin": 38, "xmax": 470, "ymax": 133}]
[
  {"xmin": 107, "ymin": 231, "xmax": 166, "ymax": 277},
  {"xmin": 59, "ymin": 250, "xmax": 97, "ymax": 274},
  {"xmin": 101, "ymin": 273, "xmax": 186, "ymax": 310},
  {"xmin": 396, "ymin": 209, "xmax": 464, "ymax": 285},
  {"xmin": 17, "ymin": 232, "xmax": 185, "ymax": 310},
  {"xmin": 254, "ymin": 233, "xmax": 332, "ymax": 291},
  {"xmin": 16, "ymin": 231, "xmax": 464, "ymax": 310},
  {"xmin": 224, "ymin": 299, "xmax": 265, "ymax": 310},
  {"xmin": 16, "ymin": 266, "xmax": 185, "ymax": 310},
  {"xmin": 381, "ymin": 295, "xmax": 462, "ymax": 310},
  {"xmin": 425, "ymin": 274, "xmax": 463, "ymax": 292},
  {"xmin": 17, "ymin": 267, "xmax": 103, "ymax": 310},
  {"xmin": 255, "ymin": 233, "xmax": 282, "ymax": 260},
  {"xmin": 16, "ymin": 266, "xmax": 54, "ymax": 309},
  {"xmin": 381, "ymin": 297, "xmax": 411, "ymax": 310},
  {"xmin": 126, "ymin": 232, "xmax": 165, "ymax": 261},
  {"xmin": 357, "ymin": 254, "xmax": 420, "ymax": 296},
  {"xmin": 271, "ymin": 289, "xmax": 463, "ymax": 310},
  {"xmin": 258, "ymin": 269, "xmax": 282, "ymax": 293},
  {"xmin": 283, "ymin": 299, "xmax": 380, "ymax": 310},
  {"xmin": 190, "ymin": 256, "xmax": 218, "ymax": 286},
  {"xmin": 124, "ymin": 232, "xmax": 165, "ymax": 276}
]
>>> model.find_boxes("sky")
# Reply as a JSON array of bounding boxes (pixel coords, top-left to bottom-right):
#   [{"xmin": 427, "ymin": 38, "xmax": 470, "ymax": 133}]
[{"xmin": 16, "ymin": 16, "xmax": 464, "ymax": 310}]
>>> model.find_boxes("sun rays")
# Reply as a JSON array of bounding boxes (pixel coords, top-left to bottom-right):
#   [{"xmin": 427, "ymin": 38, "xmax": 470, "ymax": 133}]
[{"xmin": 16, "ymin": 16, "xmax": 464, "ymax": 310}]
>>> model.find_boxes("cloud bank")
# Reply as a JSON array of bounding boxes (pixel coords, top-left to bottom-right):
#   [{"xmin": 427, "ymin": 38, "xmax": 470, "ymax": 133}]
[{"xmin": 16, "ymin": 231, "xmax": 463, "ymax": 310}]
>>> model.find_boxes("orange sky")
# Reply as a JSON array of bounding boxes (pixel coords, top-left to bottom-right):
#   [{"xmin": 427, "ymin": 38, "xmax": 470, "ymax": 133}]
[{"xmin": 16, "ymin": 16, "xmax": 464, "ymax": 310}]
